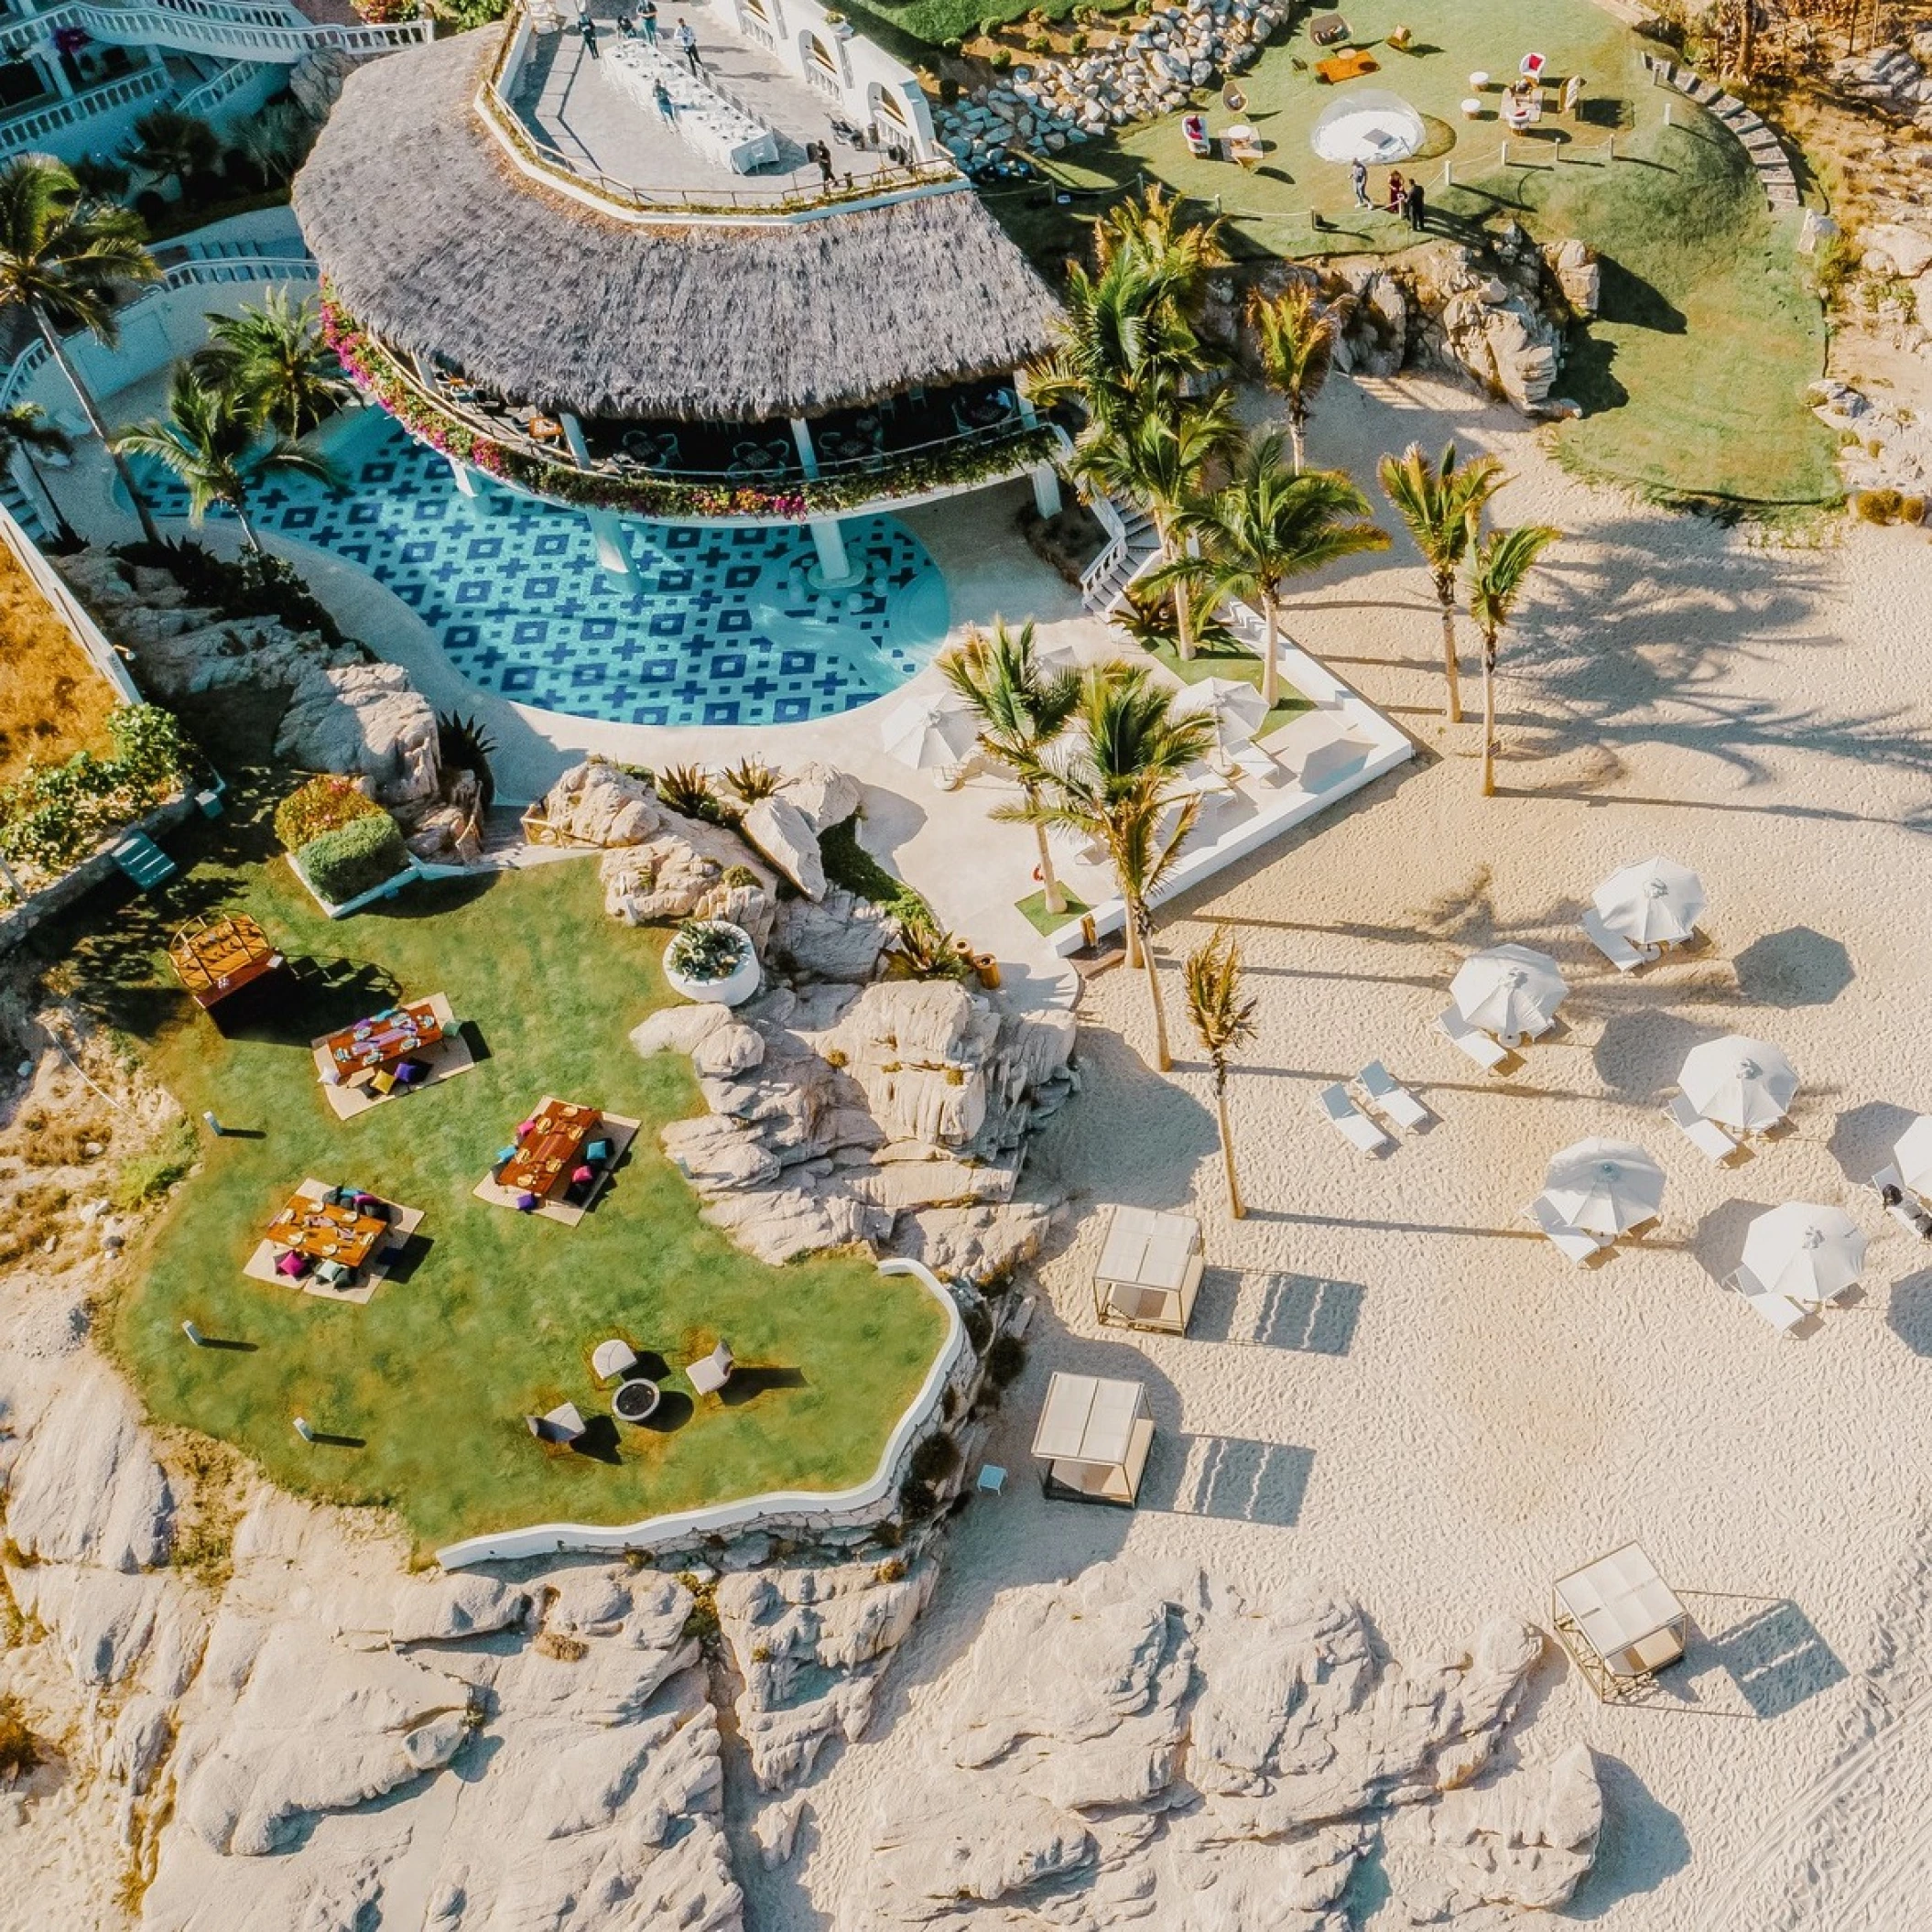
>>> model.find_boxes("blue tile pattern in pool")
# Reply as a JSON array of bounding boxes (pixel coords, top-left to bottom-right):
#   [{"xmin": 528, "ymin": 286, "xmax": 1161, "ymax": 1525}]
[{"xmin": 131, "ymin": 410, "xmax": 951, "ymax": 728}]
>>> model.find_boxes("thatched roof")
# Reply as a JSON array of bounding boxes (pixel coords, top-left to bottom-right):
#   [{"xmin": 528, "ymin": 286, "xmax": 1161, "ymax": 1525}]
[{"xmin": 293, "ymin": 31, "xmax": 1062, "ymax": 424}]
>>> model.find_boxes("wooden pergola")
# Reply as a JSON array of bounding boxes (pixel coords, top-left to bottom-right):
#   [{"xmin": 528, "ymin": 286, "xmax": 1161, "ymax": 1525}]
[{"xmin": 168, "ymin": 915, "xmax": 283, "ymax": 1010}]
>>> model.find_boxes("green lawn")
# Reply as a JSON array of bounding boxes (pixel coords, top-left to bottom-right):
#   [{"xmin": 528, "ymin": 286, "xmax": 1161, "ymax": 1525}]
[
  {"xmin": 1143, "ymin": 635, "xmax": 1310, "ymax": 728},
  {"xmin": 984, "ymin": 0, "xmax": 1833, "ymax": 508},
  {"xmin": 62, "ymin": 807, "xmax": 945, "ymax": 1558}
]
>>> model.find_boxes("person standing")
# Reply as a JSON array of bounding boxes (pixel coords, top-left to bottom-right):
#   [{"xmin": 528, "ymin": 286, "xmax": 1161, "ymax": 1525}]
[
  {"xmin": 676, "ymin": 16, "xmax": 700, "ymax": 75},
  {"xmin": 639, "ymin": 0, "xmax": 657, "ymax": 40},
  {"xmin": 1385, "ymin": 168, "xmax": 1405, "ymax": 216},
  {"xmin": 1405, "ymin": 176, "xmax": 1427, "ymax": 232},
  {"xmin": 1350, "ymin": 157, "xmax": 1369, "ymax": 207},
  {"xmin": 614, "ymin": 7, "xmax": 634, "ymax": 34},
  {"xmin": 578, "ymin": 7, "xmax": 600, "ymax": 59}
]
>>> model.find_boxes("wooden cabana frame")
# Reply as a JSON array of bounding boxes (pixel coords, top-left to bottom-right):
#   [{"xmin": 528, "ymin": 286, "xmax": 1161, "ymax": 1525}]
[
  {"xmin": 1551, "ymin": 1541, "xmax": 1691, "ymax": 1703},
  {"xmin": 168, "ymin": 915, "xmax": 282, "ymax": 1010}
]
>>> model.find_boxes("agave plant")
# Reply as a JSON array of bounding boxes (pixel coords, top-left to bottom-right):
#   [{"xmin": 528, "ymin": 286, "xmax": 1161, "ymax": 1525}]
[
  {"xmin": 655, "ymin": 763, "xmax": 716, "ymax": 819},
  {"xmin": 722, "ymin": 756, "xmax": 780, "ymax": 803},
  {"xmin": 668, "ymin": 919, "xmax": 746, "ymax": 982}
]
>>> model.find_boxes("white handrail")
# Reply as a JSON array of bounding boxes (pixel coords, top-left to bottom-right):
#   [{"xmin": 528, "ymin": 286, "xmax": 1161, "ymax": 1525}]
[
  {"xmin": 0, "ymin": 62, "xmax": 172, "ymax": 157},
  {"xmin": 0, "ymin": 0, "xmax": 429, "ymax": 65},
  {"xmin": 177, "ymin": 57, "xmax": 262, "ymax": 117}
]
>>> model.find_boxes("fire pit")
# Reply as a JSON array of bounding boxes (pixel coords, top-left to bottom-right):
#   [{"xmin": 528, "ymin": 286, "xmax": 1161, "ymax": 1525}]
[{"xmin": 613, "ymin": 1376, "xmax": 662, "ymax": 1425}]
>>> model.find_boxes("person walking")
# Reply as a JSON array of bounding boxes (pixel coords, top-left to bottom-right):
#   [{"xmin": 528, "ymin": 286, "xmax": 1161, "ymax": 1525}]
[
  {"xmin": 1384, "ymin": 168, "xmax": 1405, "ymax": 216},
  {"xmin": 1405, "ymin": 176, "xmax": 1427, "ymax": 232},
  {"xmin": 614, "ymin": 7, "xmax": 634, "ymax": 34},
  {"xmin": 654, "ymin": 77, "xmax": 676, "ymax": 125},
  {"xmin": 676, "ymin": 16, "xmax": 700, "ymax": 74},
  {"xmin": 1350, "ymin": 157, "xmax": 1369, "ymax": 207},
  {"xmin": 639, "ymin": 0, "xmax": 657, "ymax": 40},
  {"xmin": 578, "ymin": 7, "xmax": 600, "ymax": 59}
]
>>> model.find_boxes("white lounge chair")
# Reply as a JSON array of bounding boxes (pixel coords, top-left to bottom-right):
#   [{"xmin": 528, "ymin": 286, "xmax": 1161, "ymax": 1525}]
[
  {"xmin": 1724, "ymin": 1265, "xmax": 1805, "ymax": 1335},
  {"xmin": 687, "ymin": 1340, "xmax": 734, "ymax": 1396},
  {"xmin": 1355, "ymin": 1060, "xmax": 1430, "ymax": 1132},
  {"xmin": 1438, "ymin": 1007, "xmax": 1509, "ymax": 1071},
  {"xmin": 1872, "ymin": 1164, "xmax": 1932, "ymax": 1239},
  {"xmin": 1525, "ymin": 1193, "xmax": 1609, "ymax": 1265},
  {"xmin": 1666, "ymin": 1092, "xmax": 1738, "ymax": 1164},
  {"xmin": 1581, "ymin": 908, "xmax": 1645, "ymax": 972},
  {"xmin": 1230, "ymin": 741, "xmax": 1286, "ymax": 787},
  {"xmin": 1319, "ymin": 1082, "xmax": 1390, "ymax": 1155}
]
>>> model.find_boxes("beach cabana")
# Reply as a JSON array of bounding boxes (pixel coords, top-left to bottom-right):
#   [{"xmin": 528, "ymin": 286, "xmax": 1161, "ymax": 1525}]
[
  {"xmin": 1031, "ymin": 1372, "xmax": 1155, "ymax": 1506},
  {"xmin": 1677, "ymin": 1036, "xmax": 1797, "ymax": 1135},
  {"xmin": 1091, "ymin": 1204, "xmax": 1204, "ymax": 1334},
  {"xmin": 1591, "ymin": 856, "xmax": 1705, "ymax": 954},
  {"xmin": 1450, "ymin": 944, "xmax": 1568, "ymax": 1047},
  {"xmin": 1553, "ymin": 1541, "xmax": 1689, "ymax": 1700},
  {"xmin": 1542, "ymin": 1138, "xmax": 1666, "ymax": 1237}
]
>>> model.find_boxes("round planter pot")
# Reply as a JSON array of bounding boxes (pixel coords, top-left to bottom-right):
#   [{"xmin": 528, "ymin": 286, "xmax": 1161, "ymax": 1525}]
[{"xmin": 663, "ymin": 921, "xmax": 760, "ymax": 1006}]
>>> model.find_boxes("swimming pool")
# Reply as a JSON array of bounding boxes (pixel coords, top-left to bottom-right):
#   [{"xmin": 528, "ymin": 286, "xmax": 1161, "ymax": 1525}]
[{"xmin": 133, "ymin": 408, "xmax": 951, "ymax": 728}]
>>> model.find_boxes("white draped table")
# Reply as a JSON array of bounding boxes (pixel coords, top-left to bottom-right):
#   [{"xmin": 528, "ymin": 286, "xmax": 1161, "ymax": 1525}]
[{"xmin": 607, "ymin": 38, "xmax": 780, "ymax": 175}]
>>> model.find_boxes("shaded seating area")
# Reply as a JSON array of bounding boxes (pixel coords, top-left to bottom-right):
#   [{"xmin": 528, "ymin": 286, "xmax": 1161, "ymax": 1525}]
[
  {"xmin": 244, "ymin": 1178, "xmax": 424, "ymax": 1305},
  {"xmin": 309, "ymin": 993, "xmax": 476, "ymax": 1121},
  {"xmin": 169, "ymin": 915, "xmax": 284, "ymax": 1011},
  {"xmin": 474, "ymin": 1097, "xmax": 641, "ymax": 1226},
  {"xmin": 1032, "ymin": 1372, "xmax": 1156, "ymax": 1506},
  {"xmin": 1091, "ymin": 1204, "xmax": 1204, "ymax": 1334},
  {"xmin": 1552, "ymin": 1542, "xmax": 1690, "ymax": 1702}
]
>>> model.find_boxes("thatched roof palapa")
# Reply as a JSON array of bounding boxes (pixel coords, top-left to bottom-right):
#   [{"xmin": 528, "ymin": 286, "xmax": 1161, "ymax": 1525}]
[{"xmin": 293, "ymin": 31, "xmax": 1063, "ymax": 426}]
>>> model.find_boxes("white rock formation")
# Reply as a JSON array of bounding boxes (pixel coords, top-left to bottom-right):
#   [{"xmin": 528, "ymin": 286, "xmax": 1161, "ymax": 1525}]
[
  {"xmin": 778, "ymin": 760, "xmax": 863, "ymax": 833},
  {"xmin": 274, "ymin": 662, "xmax": 441, "ymax": 806},
  {"xmin": 742, "ymin": 793, "xmax": 828, "ymax": 900},
  {"xmin": 539, "ymin": 757, "xmax": 665, "ymax": 847}
]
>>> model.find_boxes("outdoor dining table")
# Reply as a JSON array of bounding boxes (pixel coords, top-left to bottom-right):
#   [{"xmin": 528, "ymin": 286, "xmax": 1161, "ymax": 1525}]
[
  {"xmin": 501, "ymin": 1101, "xmax": 600, "ymax": 1199},
  {"xmin": 265, "ymin": 1194, "xmax": 388, "ymax": 1270},
  {"xmin": 320, "ymin": 999, "xmax": 443, "ymax": 1082}
]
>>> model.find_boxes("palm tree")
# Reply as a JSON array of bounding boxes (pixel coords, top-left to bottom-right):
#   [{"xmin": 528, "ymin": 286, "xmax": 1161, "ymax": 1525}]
[
  {"xmin": 1001, "ymin": 662, "xmax": 1215, "ymax": 1070},
  {"xmin": 0, "ymin": 155, "xmax": 163, "ymax": 543},
  {"xmin": 1183, "ymin": 924, "xmax": 1259, "ymax": 1218},
  {"xmin": 1249, "ymin": 282, "xmax": 1352, "ymax": 472},
  {"xmin": 113, "ymin": 368, "xmax": 336, "ymax": 553},
  {"xmin": 938, "ymin": 618, "xmax": 1081, "ymax": 915},
  {"xmin": 1068, "ymin": 392, "xmax": 1240, "ymax": 659},
  {"xmin": 119, "ymin": 108, "xmax": 219, "ymax": 200},
  {"xmin": 0, "ymin": 401, "xmax": 77, "ymax": 545},
  {"xmin": 1161, "ymin": 432, "xmax": 1389, "ymax": 711},
  {"xmin": 194, "ymin": 288, "xmax": 353, "ymax": 440},
  {"xmin": 1093, "ymin": 182, "xmax": 1227, "ymax": 325},
  {"xmin": 1378, "ymin": 440, "xmax": 1506, "ymax": 724},
  {"xmin": 1468, "ymin": 523, "xmax": 1560, "ymax": 797}
]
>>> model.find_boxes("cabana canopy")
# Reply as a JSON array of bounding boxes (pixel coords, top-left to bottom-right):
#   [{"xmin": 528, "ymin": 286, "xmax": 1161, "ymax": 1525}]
[
  {"xmin": 1553, "ymin": 1542, "xmax": 1689, "ymax": 1692},
  {"xmin": 1032, "ymin": 1372, "xmax": 1155, "ymax": 1505},
  {"xmin": 1091, "ymin": 1204, "xmax": 1204, "ymax": 1334}
]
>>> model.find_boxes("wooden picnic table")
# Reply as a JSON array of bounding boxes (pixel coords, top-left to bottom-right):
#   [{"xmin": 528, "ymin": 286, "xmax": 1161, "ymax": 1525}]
[
  {"xmin": 169, "ymin": 915, "xmax": 282, "ymax": 1009},
  {"xmin": 501, "ymin": 1101, "xmax": 600, "ymax": 1198},
  {"xmin": 1315, "ymin": 47, "xmax": 1379, "ymax": 82},
  {"xmin": 320, "ymin": 999, "xmax": 444, "ymax": 1081},
  {"xmin": 265, "ymin": 1193, "xmax": 388, "ymax": 1270}
]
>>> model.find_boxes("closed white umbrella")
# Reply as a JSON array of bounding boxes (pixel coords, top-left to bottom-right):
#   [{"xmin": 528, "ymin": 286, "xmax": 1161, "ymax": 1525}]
[
  {"xmin": 881, "ymin": 690, "xmax": 980, "ymax": 770},
  {"xmin": 1592, "ymin": 856, "xmax": 1706, "ymax": 949},
  {"xmin": 1741, "ymin": 1203, "xmax": 1865, "ymax": 1307},
  {"xmin": 1173, "ymin": 676, "xmax": 1270, "ymax": 746},
  {"xmin": 1894, "ymin": 1115, "xmax": 1932, "ymax": 1199},
  {"xmin": 1451, "ymin": 943, "xmax": 1568, "ymax": 1044},
  {"xmin": 1544, "ymin": 1137, "xmax": 1666, "ymax": 1236},
  {"xmin": 1678, "ymin": 1036, "xmax": 1798, "ymax": 1134}
]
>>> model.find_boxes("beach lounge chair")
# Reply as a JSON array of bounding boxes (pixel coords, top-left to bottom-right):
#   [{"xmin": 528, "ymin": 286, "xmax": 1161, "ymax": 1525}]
[
  {"xmin": 592, "ymin": 1338, "xmax": 640, "ymax": 1384},
  {"xmin": 1355, "ymin": 1060, "xmax": 1430, "ymax": 1132},
  {"xmin": 1525, "ymin": 1194, "xmax": 1609, "ymax": 1265},
  {"xmin": 1666, "ymin": 1092, "xmax": 1739, "ymax": 1164},
  {"xmin": 687, "ymin": 1340, "xmax": 734, "ymax": 1396},
  {"xmin": 1724, "ymin": 1264, "xmax": 1805, "ymax": 1335},
  {"xmin": 1230, "ymin": 741, "xmax": 1286, "ymax": 787},
  {"xmin": 1319, "ymin": 1082, "xmax": 1390, "ymax": 1155},
  {"xmin": 1872, "ymin": 1164, "xmax": 1932, "ymax": 1239},
  {"xmin": 1581, "ymin": 909, "xmax": 1645, "ymax": 972},
  {"xmin": 1438, "ymin": 1008, "xmax": 1509, "ymax": 1072}
]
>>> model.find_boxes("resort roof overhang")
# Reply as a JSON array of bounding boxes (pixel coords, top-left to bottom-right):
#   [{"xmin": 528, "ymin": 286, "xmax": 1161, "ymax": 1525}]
[{"xmin": 292, "ymin": 29, "xmax": 1064, "ymax": 428}]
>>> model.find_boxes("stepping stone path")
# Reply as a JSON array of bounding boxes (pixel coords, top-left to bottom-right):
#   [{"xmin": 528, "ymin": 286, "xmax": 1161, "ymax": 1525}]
[{"xmin": 1642, "ymin": 52, "xmax": 1801, "ymax": 211}]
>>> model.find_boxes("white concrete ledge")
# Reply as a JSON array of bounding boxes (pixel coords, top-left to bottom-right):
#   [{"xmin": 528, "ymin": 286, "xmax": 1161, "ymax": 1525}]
[{"xmin": 434, "ymin": 1255, "xmax": 964, "ymax": 1569}]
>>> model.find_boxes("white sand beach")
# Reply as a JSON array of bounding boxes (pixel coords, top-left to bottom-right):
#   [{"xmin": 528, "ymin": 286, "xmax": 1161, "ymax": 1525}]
[{"xmin": 749, "ymin": 375, "xmax": 1932, "ymax": 1929}]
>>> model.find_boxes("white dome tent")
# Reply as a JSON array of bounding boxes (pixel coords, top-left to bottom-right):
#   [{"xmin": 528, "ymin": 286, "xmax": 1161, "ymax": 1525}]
[{"xmin": 1309, "ymin": 88, "xmax": 1427, "ymax": 165}]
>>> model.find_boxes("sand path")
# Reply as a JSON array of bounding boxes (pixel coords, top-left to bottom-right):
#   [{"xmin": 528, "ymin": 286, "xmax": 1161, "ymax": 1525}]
[{"xmin": 758, "ymin": 374, "xmax": 1932, "ymax": 1928}]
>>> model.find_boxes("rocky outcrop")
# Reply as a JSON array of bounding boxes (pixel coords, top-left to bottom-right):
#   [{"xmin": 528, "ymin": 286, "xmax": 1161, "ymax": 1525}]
[
  {"xmin": 274, "ymin": 661, "xmax": 440, "ymax": 806},
  {"xmin": 859, "ymin": 1563, "xmax": 1601, "ymax": 1927},
  {"xmin": 741, "ymin": 793, "xmax": 827, "ymax": 901},
  {"xmin": 1813, "ymin": 379, "xmax": 1932, "ymax": 500},
  {"xmin": 539, "ymin": 758, "xmax": 665, "ymax": 848},
  {"xmin": 779, "ymin": 761, "xmax": 863, "ymax": 833},
  {"xmin": 1830, "ymin": 36, "xmax": 1932, "ymax": 130}
]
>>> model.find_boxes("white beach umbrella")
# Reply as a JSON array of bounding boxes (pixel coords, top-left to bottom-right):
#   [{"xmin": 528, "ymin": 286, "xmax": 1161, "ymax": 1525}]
[
  {"xmin": 1677, "ymin": 1036, "xmax": 1799, "ymax": 1134},
  {"xmin": 880, "ymin": 690, "xmax": 980, "ymax": 770},
  {"xmin": 1741, "ymin": 1202, "xmax": 1866, "ymax": 1307},
  {"xmin": 1894, "ymin": 1115, "xmax": 1932, "ymax": 1199},
  {"xmin": 1543, "ymin": 1138, "xmax": 1666, "ymax": 1236},
  {"xmin": 1172, "ymin": 677, "xmax": 1269, "ymax": 755},
  {"xmin": 1450, "ymin": 943, "xmax": 1569, "ymax": 1042},
  {"xmin": 1592, "ymin": 856, "xmax": 1706, "ymax": 948}
]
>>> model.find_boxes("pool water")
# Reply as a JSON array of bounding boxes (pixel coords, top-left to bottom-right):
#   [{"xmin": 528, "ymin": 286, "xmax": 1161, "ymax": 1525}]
[{"xmin": 132, "ymin": 408, "xmax": 951, "ymax": 728}]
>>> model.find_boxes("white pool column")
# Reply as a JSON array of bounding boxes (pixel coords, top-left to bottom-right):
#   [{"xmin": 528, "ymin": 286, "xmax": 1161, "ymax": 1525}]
[
  {"xmin": 560, "ymin": 411, "xmax": 640, "ymax": 583},
  {"xmin": 444, "ymin": 453, "xmax": 478, "ymax": 496},
  {"xmin": 809, "ymin": 515, "xmax": 864, "ymax": 590},
  {"xmin": 1030, "ymin": 463, "xmax": 1062, "ymax": 518},
  {"xmin": 789, "ymin": 417, "xmax": 820, "ymax": 480}
]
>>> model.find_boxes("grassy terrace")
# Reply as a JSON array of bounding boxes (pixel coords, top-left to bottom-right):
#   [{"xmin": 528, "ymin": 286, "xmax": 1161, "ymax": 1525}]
[
  {"xmin": 56, "ymin": 802, "xmax": 945, "ymax": 1556},
  {"xmin": 967, "ymin": 0, "xmax": 1834, "ymax": 508}
]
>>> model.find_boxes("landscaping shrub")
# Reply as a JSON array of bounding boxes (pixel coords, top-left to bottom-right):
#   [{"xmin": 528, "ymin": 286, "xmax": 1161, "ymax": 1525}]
[
  {"xmin": 722, "ymin": 863, "xmax": 760, "ymax": 890},
  {"xmin": 297, "ymin": 811, "xmax": 407, "ymax": 905},
  {"xmin": 655, "ymin": 763, "xmax": 716, "ymax": 819},
  {"xmin": 909, "ymin": 1429, "xmax": 961, "ymax": 1485},
  {"xmin": 984, "ymin": 1333, "xmax": 1026, "ymax": 1386},
  {"xmin": 436, "ymin": 711, "xmax": 497, "ymax": 812},
  {"xmin": 668, "ymin": 919, "xmax": 745, "ymax": 981},
  {"xmin": 1857, "ymin": 487, "xmax": 1904, "ymax": 525},
  {"xmin": 819, "ymin": 813, "xmax": 938, "ymax": 929},
  {"xmin": 1902, "ymin": 496, "xmax": 1927, "ymax": 526},
  {"xmin": 722, "ymin": 757, "xmax": 780, "ymax": 804},
  {"xmin": 110, "ymin": 1118, "xmax": 196, "ymax": 1212},
  {"xmin": 273, "ymin": 774, "xmax": 380, "ymax": 852},
  {"xmin": 988, "ymin": 46, "xmax": 1013, "ymax": 68}
]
